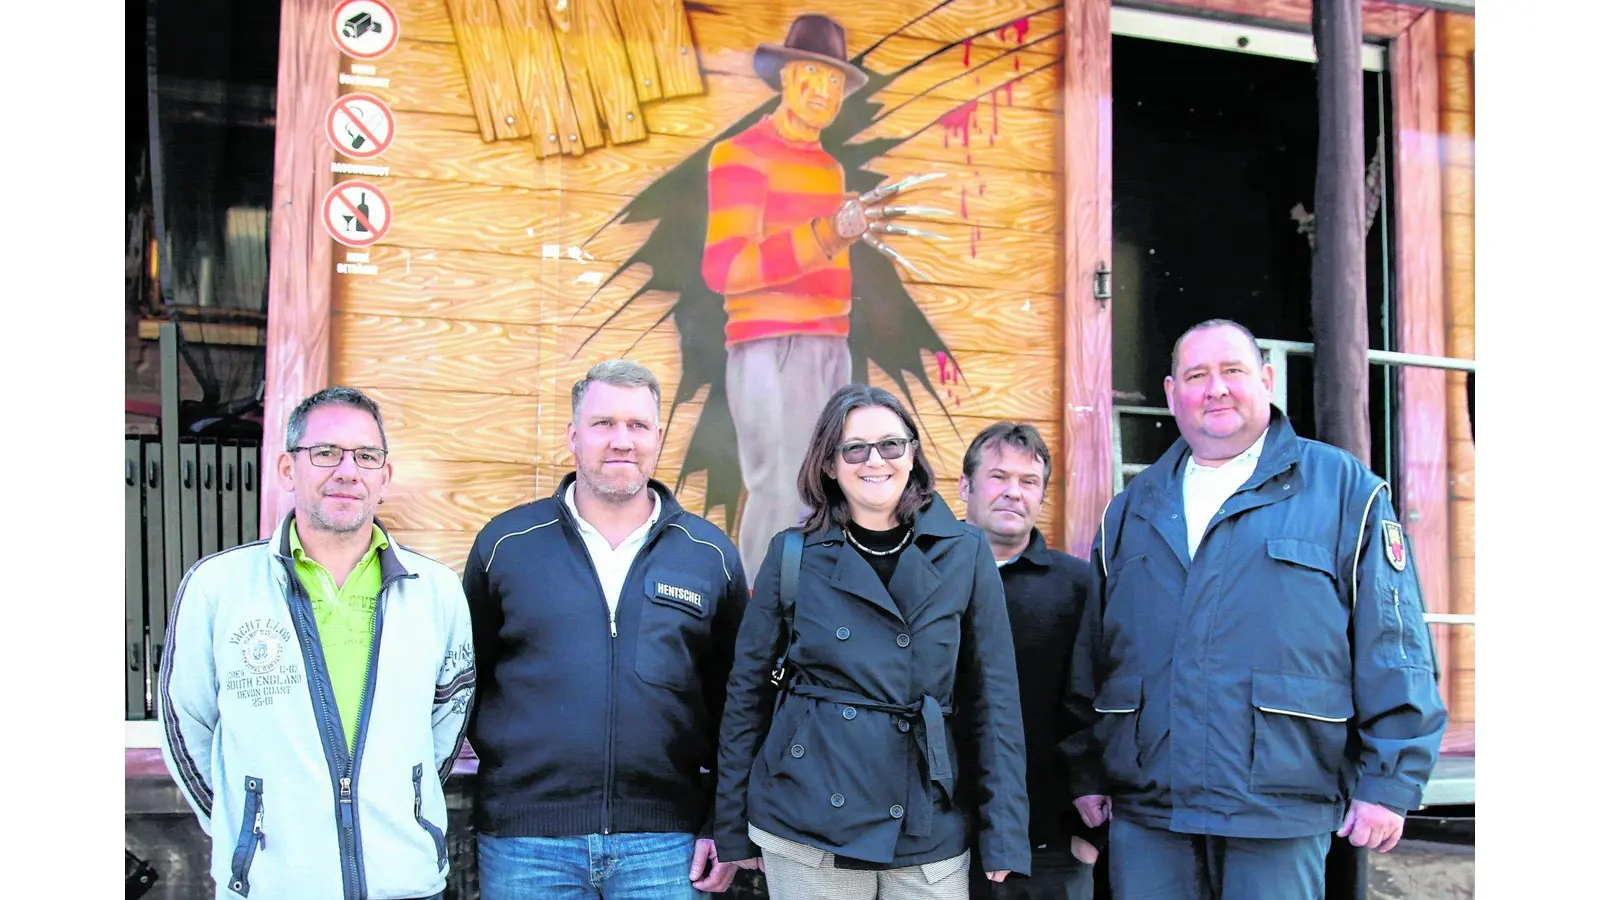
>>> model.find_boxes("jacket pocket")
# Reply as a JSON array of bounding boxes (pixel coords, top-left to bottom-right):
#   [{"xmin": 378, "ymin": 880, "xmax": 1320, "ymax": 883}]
[
  {"xmin": 1092, "ymin": 676, "xmax": 1143, "ymax": 789},
  {"xmin": 759, "ymin": 702, "xmax": 813, "ymax": 784},
  {"xmin": 412, "ymin": 764, "xmax": 447, "ymax": 871},
  {"xmin": 1248, "ymin": 671, "xmax": 1353, "ymax": 800},
  {"xmin": 1266, "ymin": 538, "xmax": 1338, "ymax": 582},
  {"xmin": 634, "ymin": 571, "xmax": 714, "ymax": 691},
  {"xmin": 226, "ymin": 776, "xmax": 265, "ymax": 897}
]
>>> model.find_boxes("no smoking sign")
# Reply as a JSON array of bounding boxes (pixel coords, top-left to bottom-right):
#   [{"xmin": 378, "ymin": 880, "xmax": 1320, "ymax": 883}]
[
  {"xmin": 322, "ymin": 181, "xmax": 393, "ymax": 248},
  {"xmin": 326, "ymin": 94, "xmax": 395, "ymax": 159}
]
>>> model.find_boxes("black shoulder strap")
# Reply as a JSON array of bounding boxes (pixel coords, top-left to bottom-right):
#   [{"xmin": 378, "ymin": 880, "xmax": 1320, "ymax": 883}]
[
  {"xmin": 779, "ymin": 528, "xmax": 802, "ymax": 624},
  {"xmin": 769, "ymin": 529, "xmax": 804, "ymax": 688}
]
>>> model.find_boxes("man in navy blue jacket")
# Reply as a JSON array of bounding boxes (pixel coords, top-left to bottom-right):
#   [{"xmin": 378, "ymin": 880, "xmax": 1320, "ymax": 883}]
[
  {"xmin": 1061, "ymin": 319, "xmax": 1447, "ymax": 899},
  {"xmin": 463, "ymin": 360, "xmax": 749, "ymax": 899}
]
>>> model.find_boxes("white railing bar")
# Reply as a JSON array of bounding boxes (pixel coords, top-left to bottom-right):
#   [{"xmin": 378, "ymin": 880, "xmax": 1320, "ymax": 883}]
[
  {"xmin": 1424, "ymin": 613, "xmax": 1476, "ymax": 626},
  {"xmin": 1255, "ymin": 339, "xmax": 1477, "ymax": 374}
]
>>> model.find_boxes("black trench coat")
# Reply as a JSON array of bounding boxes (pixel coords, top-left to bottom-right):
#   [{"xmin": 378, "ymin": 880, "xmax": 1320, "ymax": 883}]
[{"xmin": 714, "ymin": 494, "xmax": 1031, "ymax": 874}]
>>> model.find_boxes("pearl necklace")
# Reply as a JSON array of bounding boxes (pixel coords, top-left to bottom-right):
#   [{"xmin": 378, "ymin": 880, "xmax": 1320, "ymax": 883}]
[{"xmin": 845, "ymin": 523, "xmax": 913, "ymax": 556}]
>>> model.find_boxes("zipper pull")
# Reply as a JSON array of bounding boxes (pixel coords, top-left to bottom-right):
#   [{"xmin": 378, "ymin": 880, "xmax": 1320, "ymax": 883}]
[
  {"xmin": 254, "ymin": 809, "xmax": 266, "ymax": 849},
  {"xmin": 610, "ymin": 613, "xmax": 618, "ymax": 638},
  {"xmin": 339, "ymin": 776, "xmax": 354, "ymax": 829}
]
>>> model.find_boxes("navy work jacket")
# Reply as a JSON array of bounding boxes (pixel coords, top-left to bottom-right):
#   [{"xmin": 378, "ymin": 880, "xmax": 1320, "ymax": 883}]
[{"xmin": 1061, "ymin": 410, "xmax": 1447, "ymax": 839}]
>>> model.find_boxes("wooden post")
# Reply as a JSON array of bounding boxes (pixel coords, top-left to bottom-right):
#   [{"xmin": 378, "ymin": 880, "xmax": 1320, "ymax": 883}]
[
  {"xmin": 1312, "ymin": 3, "xmax": 1370, "ymax": 895},
  {"xmin": 1310, "ymin": 0, "xmax": 1370, "ymax": 465},
  {"xmin": 1391, "ymin": 11, "xmax": 1452, "ymax": 711},
  {"xmin": 260, "ymin": 0, "xmax": 341, "ymax": 538},
  {"xmin": 1059, "ymin": 0, "xmax": 1114, "ymax": 559}
]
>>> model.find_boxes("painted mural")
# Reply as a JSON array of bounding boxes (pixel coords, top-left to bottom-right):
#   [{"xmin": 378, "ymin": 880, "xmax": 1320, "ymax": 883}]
[{"xmin": 331, "ymin": 0, "xmax": 1066, "ymax": 572}]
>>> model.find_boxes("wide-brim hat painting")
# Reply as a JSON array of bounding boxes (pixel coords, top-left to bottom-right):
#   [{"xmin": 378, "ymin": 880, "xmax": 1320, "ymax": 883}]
[{"xmin": 753, "ymin": 13, "xmax": 871, "ymax": 95}]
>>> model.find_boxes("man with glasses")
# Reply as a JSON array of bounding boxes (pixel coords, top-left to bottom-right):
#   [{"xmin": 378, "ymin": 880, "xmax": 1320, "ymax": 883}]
[{"xmin": 159, "ymin": 386, "xmax": 476, "ymax": 900}]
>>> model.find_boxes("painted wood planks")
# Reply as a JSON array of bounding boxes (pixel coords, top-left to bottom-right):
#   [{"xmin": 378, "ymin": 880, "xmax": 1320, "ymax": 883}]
[
  {"xmin": 263, "ymin": 0, "xmax": 344, "ymax": 535},
  {"xmin": 444, "ymin": 0, "xmax": 532, "ymax": 140},
  {"xmin": 1391, "ymin": 10, "xmax": 1451, "ymax": 710},
  {"xmin": 1058, "ymin": 0, "xmax": 1113, "ymax": 558}
]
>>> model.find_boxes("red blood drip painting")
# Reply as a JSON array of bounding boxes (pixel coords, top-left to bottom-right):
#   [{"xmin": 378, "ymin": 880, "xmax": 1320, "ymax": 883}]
[
  {"xmin": 970, "ymin": 222, "xmax": 981, "ymax": 259},
  {"xmin": 998, "ymin": 16, "xmax": 1031, "ymax": 70},
  {"xmin": 934, "ymin": 352, "xmax": 963, "ymax": 407},
  {"xmin": 962, "ymin": 38, "xmax": 972, "ymax": 68},
  {"xmin": 939, "ymin": 100, "xmax": 979, "ymax": 151}
]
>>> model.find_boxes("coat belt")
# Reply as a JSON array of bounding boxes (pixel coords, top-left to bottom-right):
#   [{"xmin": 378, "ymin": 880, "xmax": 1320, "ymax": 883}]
[{"xmin": 785, "ymin": 683, "xmax": 954, "ymax": 837}]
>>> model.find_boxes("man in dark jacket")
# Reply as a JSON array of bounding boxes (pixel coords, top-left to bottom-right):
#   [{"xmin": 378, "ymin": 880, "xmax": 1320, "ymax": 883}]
[
  {"xmin": 463, "ymin": 360, "xmax": 749, "ymax": 899},
  {"xmin": 958, "ymin": 422, "xmax": 1101, "ymax": 900},
  {"xmin": 1061, "ymin": 319, "xmax": 1447, "ymax": 899}
]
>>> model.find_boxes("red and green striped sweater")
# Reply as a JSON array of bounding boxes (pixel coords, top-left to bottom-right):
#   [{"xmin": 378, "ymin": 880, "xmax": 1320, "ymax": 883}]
[{"xmin": 701, "ymin": 115, "xmax": 852, "ymax": 346}]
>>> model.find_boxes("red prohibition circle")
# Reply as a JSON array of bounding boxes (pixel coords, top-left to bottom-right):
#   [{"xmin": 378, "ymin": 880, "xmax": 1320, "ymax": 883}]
[
  {"xmin": 322, "ymin": 180, "xmax": 392, "ymax": 248},
  {"xmin": 331, "ymin": 0, "xmax": 401, "ymax": 60},
  {"xmin": 325, "ymin": 93, "xmax": 396, "ymax": 159}
]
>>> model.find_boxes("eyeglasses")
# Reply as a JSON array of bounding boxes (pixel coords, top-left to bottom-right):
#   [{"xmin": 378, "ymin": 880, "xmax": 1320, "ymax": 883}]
[
  {"xmin": 290, "ymin": 444, "xmax": 389, "ymax": 469},
  {"xmin": 836, "ymin": 438, "xmax": 916, "ymax": 464}
]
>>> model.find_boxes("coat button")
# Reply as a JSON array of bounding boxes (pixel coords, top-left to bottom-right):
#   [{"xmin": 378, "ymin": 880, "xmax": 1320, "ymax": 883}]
[
  {"xmin": 896, "ymin": 633, "xmax": 911, "ymax": 648},
  {"xmin": 897, "ymin": 719, "xmax": 911, "ymax": 733},
  {"xmin": 1283, "ymin": 483, "xmax": 1292, "ymax": 490},
  {"xmin": 836, "ymin": 626, "xmax": 850, "ymax": 640},
  {"xmin": 889, "ymin": 805, "xmax": 904, "ymax": 819},
  {"xmin": 842, "ymin": 706, "xmax": 857, "ymax": 720},
  {"xmin": 790, "ymin": 744, "xmax": 805, "ymax": 758},
  {"xmin": 831, "ymin": 793, "xmax": 846, "ymax": 807}
]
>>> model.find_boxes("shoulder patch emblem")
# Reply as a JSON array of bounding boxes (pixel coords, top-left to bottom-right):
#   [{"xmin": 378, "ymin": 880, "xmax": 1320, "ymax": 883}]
[{"xmin": 1381, "ymin": 520, "xmax": 1406, "ymax": 572}]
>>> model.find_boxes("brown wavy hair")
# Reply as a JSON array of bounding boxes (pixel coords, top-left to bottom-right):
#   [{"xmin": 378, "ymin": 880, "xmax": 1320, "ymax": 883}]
[{"xmin": 796, "ymin": 384, "xmax": 937, "ymax": 533}]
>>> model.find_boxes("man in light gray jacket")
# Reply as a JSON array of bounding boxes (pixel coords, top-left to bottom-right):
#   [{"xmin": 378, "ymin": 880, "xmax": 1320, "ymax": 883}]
[{"xmin": 158, "ymin": 386, "xmax": 476, "ymax": 900}]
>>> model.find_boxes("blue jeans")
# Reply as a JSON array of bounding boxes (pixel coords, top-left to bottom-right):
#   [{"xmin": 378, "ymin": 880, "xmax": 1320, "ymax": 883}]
[{"xmin": 477, "ymin": 831, "xmax": 704, "ymax": 900}]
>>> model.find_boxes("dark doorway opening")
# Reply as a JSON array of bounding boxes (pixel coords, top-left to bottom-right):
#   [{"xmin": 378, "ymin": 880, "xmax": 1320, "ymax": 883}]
[{"xmin": 1110, "ymin": 32, "xmax": 1395, "ymax": 479}]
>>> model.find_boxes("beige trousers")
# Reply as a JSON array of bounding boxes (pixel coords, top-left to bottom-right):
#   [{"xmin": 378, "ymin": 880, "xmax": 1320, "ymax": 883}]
[{"xmin": 751, "ymin": 824, "xmax": 971, "ymax": 900}]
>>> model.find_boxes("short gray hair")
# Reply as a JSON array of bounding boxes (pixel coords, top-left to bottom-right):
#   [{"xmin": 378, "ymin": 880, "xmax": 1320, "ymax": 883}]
[
  {"xmin": 285, "ymin": 386, "xmax": 388, "ymax": 452},
  {"xmin": 571, "ymin": 360, "xmax": 662, "ymax": 419}
]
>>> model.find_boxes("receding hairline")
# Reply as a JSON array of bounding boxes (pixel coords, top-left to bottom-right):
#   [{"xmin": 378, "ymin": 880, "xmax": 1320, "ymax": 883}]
[{"xmin": 1170, "ymin": 320, "xmax": 1265, "ymax": 377}]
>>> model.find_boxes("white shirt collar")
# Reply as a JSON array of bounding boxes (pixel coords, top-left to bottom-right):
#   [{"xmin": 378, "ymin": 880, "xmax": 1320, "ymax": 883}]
[
  {"xmin": 1184, "ymin": 423, "xmax": 1270, "ymax": 477},
  {"xmin": 564, "ymin": 482, "xmax": 661, "ymax": 539}
]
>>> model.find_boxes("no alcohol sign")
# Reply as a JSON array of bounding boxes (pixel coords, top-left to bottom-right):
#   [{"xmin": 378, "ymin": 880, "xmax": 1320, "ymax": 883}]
[
  {"xmin": 326, "ymin": 93, "xmax": 396, "ymax": 159},
  {"xmin": 322, "ymin": 180, "xmax": 393, "ymax": 248},
  {"xmin": 331, "ymin": 0, "xmax": 400, "ymax": 60}
]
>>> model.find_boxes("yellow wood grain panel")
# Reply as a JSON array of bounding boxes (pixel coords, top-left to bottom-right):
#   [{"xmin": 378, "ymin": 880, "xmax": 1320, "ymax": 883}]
[
  {"xmin": 902, "ymin": 284, "xmax": 1059, "ymax": 355},
  {"xmin": 544, "ymin": 0, "xmax": 647, "ymax": 149},
  {"xmin": 389, "ymin": 0, "xmax": 458, "ymax": 43},
  {"xmin": 865, "ymin": 158, "xmax": 1061, "ymax": 233},
  {"xmin": 381, "ymin": 459, "xmax": 539, "ymax": 533},
  {"xmin": 1440, "ymin": 55, "xmax": 1472, "ymax": 115},
  {"xmin": 612, "ymin": 0, "xmax": 665, "ymax": 102},
  {"xmin": 863, "ymin": 93, "xmax": 1060, "ymax": 174},
  {"xmin": 1442, "ymin": 163, "xmax": 1473, "ymax": 219},
  {"xmin": 648, "ymin": 0, "xmax": 704, "ymax": 97},
  {"xmin": 497, "ymin": 0, "xmax": 588, "ymax": 158},
  {"xmin": 361, "ymin": 386, "xmax": 541, "ymax": 465},
  {"xmin": 879, "ymin": 349, "xmax": 1058, "ymax": 424},
  {"xmin": 336, "ymin": 245, "xmax": 654, "ymax": 327},
  {"xmin": 862, "ymin": 35, "xmax": 1062, "ymax": 112},
  {"xmin": 387, "ymin": 529, "xmax": 479, "ymax": 573},
  {"xmin": 383, "ymin": 109, "xmax": 482, "ymax": 135},
  {"xmin": 381, "ymin": 111, "xmax": 551, "ymax": 188},
  {"xmin": 1440, "ymin": 112, "xmax": 1474, "ymax": 168},
  {"xmin": 444, "ymin": 0, "xmax": 531, "ymax": 140},
  {"xmin": 641, "ymin": 74, "xmax": 773, "ymax": 138},
  {"xmin": 884, "ymin": 225, "xmax": 1063, "ymax": 293},
  {"xmin": 372, "ymin": 39, "xmax": 476, "ymax": 118},
  {"xmin": 333, "ymin": 313, "xmax": 544, "ymax": 395}
]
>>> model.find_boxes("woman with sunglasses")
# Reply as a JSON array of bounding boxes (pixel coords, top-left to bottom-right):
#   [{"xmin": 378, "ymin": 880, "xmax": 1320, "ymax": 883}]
[{"xmin": 713, "ymin": 384, "xmax": 1030, "ymax": 899}]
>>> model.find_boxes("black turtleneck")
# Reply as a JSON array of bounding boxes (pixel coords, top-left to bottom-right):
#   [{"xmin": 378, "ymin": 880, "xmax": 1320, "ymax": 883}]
[{"xmin": 844, "ymin": 520, "xmax": 912, "ymax": 588}]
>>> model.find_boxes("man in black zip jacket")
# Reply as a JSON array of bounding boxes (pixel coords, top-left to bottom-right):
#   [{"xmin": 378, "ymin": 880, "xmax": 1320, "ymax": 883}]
[
  {"xmin": 463, "ymin": 360, "xmax": 750, "ymax": 899},
  {"xmin": 958, "ymin": 422, "xmax": 1105, "ymax": 900}
]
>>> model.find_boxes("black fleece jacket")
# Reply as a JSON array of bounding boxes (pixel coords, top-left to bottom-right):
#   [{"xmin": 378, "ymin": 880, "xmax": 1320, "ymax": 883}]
[{"xmin": 462, "ymin": 474, "xmax": 748, "ymax": 837}]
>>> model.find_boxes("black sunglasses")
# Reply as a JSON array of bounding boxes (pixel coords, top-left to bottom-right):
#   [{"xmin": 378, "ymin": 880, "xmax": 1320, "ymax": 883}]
[{"xmin": 836, "ymin": 438, "xmax": 916, "ymax": 465}]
